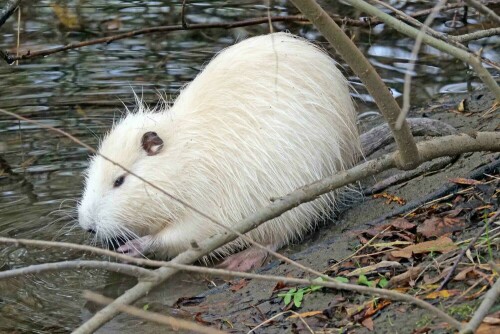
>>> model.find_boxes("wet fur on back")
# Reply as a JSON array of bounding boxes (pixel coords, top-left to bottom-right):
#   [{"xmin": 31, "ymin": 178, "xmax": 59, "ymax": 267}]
[{"xmin": 78, "ymin": 33, "xmax": 362, "ymax": 259}]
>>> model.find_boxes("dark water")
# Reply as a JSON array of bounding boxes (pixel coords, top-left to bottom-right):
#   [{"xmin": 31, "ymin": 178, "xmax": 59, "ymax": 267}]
[{"xmin": 0, "ymin": 0, "xmax": 497, "ymax": 332}]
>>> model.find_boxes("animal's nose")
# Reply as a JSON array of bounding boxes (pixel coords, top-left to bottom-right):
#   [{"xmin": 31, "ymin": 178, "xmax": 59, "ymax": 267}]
[{"xmin": 87, "ymin": 228, "xmax": 96, "ymax": 234}]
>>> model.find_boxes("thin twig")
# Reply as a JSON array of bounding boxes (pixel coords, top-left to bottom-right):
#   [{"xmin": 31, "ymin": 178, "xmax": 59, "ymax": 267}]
[
  {"xmin": 0, "ymin": 260, "xmax": 157, "ymax": 280},
  {"xmin": 398, "ymin": 0, "xmax": 448, "ymax": 129},
  {"xmin": 84, "ymin": 291, "xmax": 228, "ymax": 334}
]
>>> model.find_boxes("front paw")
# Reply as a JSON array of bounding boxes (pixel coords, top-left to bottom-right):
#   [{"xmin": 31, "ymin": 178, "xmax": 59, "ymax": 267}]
[{"xmin": 116, "ymin": 235, "xmax": 153, "ymax": 257}]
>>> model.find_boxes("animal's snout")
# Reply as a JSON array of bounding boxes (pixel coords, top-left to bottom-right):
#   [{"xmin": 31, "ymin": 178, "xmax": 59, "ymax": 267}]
[{"xmin": 87, "ymin": 228, "xmax": 96, "ymax": 234}]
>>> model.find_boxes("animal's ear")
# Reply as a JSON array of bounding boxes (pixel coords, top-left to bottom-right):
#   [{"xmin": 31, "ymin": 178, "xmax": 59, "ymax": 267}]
[{"xmin": 141, "ymin": 131, "xmax": 164, "ymax": 156}]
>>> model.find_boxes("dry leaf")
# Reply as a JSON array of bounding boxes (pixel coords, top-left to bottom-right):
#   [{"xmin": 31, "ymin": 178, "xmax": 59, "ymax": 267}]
[
  {"xmin": 361, "ymin": 317, "xmax": 374, "ymax": 331},
  {"xmin": 483, "ymin": 317, "xmax": 500, "ymax": 325},
  {"xmin": 346, "ymin": 261, "xmax": 402, "ymax": 277},
  {"xmin": 229, "ymin": 279, "xmax": 248, "ymax": 292},
  {"xmin": 476, "ymin": 322, "xmax": 500, "ymax": 334},
  {"xmin": 288, "ymin": 310, "xmax": 323, "ymax": 319},
  {"xmin": 424, "ymin": 290, "xmax": 460, "ymax": 300},
  {"xmin": 449, "ymin": 177, "xmax": 482, "ymax": 185},
  {"xmin": 389, "ymin": 218, "xmax": 416, "ymax": 230},
  {"xmin": 365, "ymin": 299, "xmax": 391, "ymax": 317},
  {"xmin": 391, "ymin": 237, "xmax": 457, "ymax": 258},
  {"xmin": 389, "ymin": 267, "xmax": 424, "ymax": 287},
  {"xmin": 371, "ymin": 240, "xmax": 413, "ymax": 250},
  {"xmin": 457, "ymin": 99, "xmax": 466, "ymax": 112},
  {"xmin": 373, "ymin": 193, "xmax": 406, "ymax": 205},
  {"xmin": 417, "ymin": 216, "xmax": 465, "ymax": 238}
]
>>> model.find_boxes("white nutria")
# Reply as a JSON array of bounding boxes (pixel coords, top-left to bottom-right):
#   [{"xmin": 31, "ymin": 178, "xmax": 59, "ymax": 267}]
[{"xmin": 78, "ymin": 32, "xmax": 362, "ymax": 271}]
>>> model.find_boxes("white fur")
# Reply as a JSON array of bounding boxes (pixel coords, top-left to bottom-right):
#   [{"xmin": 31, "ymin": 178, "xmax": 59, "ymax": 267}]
[{"xmin": 78, "ymin": 33, "xmax": 361, "ymax": 258}]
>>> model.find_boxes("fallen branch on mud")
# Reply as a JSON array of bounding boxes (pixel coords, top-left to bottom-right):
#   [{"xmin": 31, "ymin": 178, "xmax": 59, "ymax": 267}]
[{"xmin": 0, "ymin": 237, "xmax": 462, "ymax": 331}]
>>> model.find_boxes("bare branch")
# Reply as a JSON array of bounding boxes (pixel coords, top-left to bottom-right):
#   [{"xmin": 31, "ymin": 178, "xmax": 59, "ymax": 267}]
[
  {"xmin": 0, "ymin": 260, "xmax": 157, "ymax": 280},
  {"xmin": 453, "ymin": 27, "xmax": 500, "ymax": 43}
]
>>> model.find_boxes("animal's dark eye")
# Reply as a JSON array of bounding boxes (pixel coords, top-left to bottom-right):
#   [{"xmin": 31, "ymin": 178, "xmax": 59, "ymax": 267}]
[{"xmin": 113, "ymin": 175, "xmax": 125, "ymax": 188}]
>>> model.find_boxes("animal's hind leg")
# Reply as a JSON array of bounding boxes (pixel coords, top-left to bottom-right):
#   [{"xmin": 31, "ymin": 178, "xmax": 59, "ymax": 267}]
[{"xmin": 217, "ymin": 244, "xmax": 278, "ymax": 272}]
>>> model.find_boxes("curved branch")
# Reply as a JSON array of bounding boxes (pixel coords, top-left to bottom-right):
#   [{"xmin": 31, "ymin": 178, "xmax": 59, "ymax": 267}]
[{"xmin": 0, "ymin": 260, "xmax": 157, "ymax": 280}]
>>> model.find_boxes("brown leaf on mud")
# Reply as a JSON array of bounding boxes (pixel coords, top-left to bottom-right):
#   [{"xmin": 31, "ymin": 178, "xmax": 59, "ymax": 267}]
[
  {"xmin": 387, "ymin": 218, "xmax": 416, "ymax": 231},
  {"xmin": 477, "ymin": 322, "xmax": 500, "ymax": 334},
  {"xmin": 365, "ymin": 299, "xmax": 391, "ymax": 317},
  {"xmin": 361, "ymin": 317, "xmax": 374, "ymax": 331},
  {"xmin": 449, "ymin": 177, "xmax": 483, "ymax": 185},
  {"xmin": 423, "ymin": 290, "xmax": 460, "ymax": 300},
  {"xmin": 373, "ymin": 193, "xmax": 406, "ymax": 205},
  {"xmin": 454, "ymin": 267, "xmax": 478, "ymax": 281},
  {"xmin": 288, "ymin": 310, "xmax": 323, "ymax": 319},
  {"xmin": 482, "ymin": 310, "xmax": 500, "ymax": 326},
  {"xmin": 423, "ymin": 267, "xmax": 453, "ymax": 285},
  {"xmin": 346, "ymin": 261, "xmax": 403, "ymax": 277},
  {"xmin": 194, "ymin": 312, "xmax": 212, "ymax": 325},
  {"xmin": 388, "ymin": 267, "xmax": 423, "ymax": 287},
  {"xmin": 391, "ymin": 237, "xmax": 458, "ymax": 258},
  {"xmin": 272, "ymin": 281, "xmax": 287, "ymax": 291},
  {"xmin": 417, "ymin": 216, "xmax": 465, "ymax": 238},
  {"xmin": 229, "ymin": 279, "xmax": 248, "ymax": 292}
]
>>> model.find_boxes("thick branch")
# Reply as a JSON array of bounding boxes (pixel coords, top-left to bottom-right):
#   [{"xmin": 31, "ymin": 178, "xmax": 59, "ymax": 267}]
[
  {"xmin": 0, "ymin": 0, "xmax": 20, "ymax": 27},
  {"xmin": 290, "ymin": 0, "xmax": 420, "ymax": 169}
]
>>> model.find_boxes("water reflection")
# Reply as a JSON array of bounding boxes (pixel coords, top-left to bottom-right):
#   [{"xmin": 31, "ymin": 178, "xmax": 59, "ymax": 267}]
[{"xmin": 0, "ymin": 0, "xmax": 497, "ymax": 332}]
